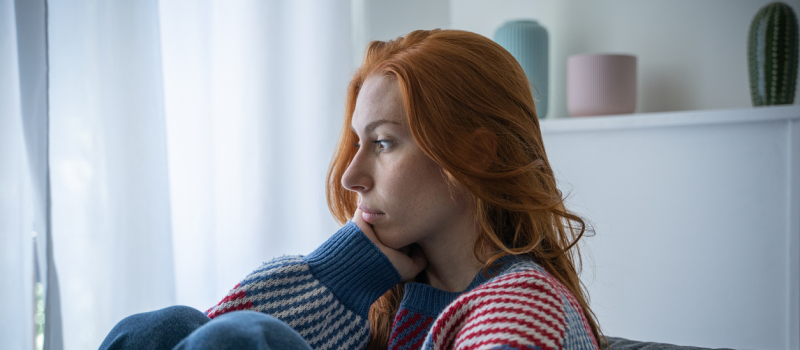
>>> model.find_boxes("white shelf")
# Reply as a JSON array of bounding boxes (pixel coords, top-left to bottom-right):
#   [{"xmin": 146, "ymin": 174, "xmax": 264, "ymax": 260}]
[{"xmin": 540, "ymin": 105, "xmax": 800, "ymax": 133}]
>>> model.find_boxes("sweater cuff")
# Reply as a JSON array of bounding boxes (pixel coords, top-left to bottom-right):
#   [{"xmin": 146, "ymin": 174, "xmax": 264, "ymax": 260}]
[{"xmin": 304, "ymin": 221, "xmax": 401, "ymax": 317}]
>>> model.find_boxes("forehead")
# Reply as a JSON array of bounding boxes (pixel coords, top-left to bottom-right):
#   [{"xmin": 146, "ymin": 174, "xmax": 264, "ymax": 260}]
[{"xmin": 352, "ymin": 74, "xmax": 405, "ymax": 129}]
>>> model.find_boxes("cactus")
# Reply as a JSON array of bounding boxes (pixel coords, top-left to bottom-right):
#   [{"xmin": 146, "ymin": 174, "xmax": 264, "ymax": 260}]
[{"xmin": 748, "ymin": 2, "xmax": 799, "ymax": 106}]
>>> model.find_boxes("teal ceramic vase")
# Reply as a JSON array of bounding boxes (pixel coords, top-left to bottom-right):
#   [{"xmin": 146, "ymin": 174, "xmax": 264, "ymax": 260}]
[
  {"xmin": 494, "ymin": 20, "xmax": 549, "ymax": 118},
  {"xmin": 748, "ymin": 2, "xmax": 799, "ymax": 106}
]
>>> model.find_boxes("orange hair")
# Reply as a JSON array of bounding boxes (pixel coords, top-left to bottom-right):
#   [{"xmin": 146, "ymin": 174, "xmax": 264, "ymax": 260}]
[{"xmin": 325, "ymin": 29, "xmax": 602, "ymax": 350}]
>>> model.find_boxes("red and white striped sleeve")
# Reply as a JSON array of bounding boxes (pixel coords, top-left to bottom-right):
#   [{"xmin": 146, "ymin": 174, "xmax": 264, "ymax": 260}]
[{"xmin": 423, "ymin": 270, "xmax": 567, "ymax": 350}]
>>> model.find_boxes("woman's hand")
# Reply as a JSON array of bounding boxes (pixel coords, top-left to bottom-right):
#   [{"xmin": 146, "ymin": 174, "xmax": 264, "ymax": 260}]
[{"xmin": 353, "ymin": 208, "xmax": 428, "ymax": 281}]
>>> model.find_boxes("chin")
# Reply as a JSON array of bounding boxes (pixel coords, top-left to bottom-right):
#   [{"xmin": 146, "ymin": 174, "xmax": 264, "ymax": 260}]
[{"xmin": 374, "ymin": 228, "xmax": 413, "ymax": 250}]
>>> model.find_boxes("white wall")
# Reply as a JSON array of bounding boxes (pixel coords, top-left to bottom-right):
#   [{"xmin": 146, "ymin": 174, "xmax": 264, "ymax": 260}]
[
  {"xmin": 353, "ymin": 0, "xmax": 450, "ymax": 65},
  {"xmin": 369, "ymin": 0, "xmax": 449, "ymax": 42}
]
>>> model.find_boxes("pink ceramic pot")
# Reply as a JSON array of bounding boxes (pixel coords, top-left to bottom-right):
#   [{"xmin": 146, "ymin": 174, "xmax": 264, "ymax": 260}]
[{"xmin": 567, "ymin": 54, "xmax": 637, "ymax": 117}]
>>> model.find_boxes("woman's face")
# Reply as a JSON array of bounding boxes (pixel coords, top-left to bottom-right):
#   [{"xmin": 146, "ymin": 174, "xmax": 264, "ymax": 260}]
[{"xmin": 342, "ymin": 74, "xmax": 470, "ymax": 250}]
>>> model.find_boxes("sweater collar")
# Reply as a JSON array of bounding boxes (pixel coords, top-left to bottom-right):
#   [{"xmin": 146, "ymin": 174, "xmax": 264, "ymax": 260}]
[{"xmin": 398, "ymin": 254, "xmax": 530, "ymax": 316}]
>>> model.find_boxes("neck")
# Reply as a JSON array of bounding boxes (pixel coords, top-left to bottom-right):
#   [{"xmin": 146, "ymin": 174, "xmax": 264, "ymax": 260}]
[{"xmin": 417, "ymin": 220, "xmax": 486, "ymax": 292}]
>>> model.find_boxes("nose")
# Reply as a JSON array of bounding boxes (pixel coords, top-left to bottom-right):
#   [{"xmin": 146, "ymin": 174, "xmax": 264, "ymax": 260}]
[{"xmin": 341, "ymin": 150, "xmax": 373, "ymax": 193}]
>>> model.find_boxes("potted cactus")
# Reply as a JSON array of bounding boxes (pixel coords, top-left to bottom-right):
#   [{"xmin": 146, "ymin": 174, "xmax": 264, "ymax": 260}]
[{"xmin": 748, "ymin": 2, "xmax": 799, "ymax": 106}]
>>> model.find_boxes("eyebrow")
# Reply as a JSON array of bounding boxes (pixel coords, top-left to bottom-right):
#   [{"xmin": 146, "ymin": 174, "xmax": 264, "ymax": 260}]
[{"xmin": 350, "ymin": 119, "xmax": 401, "ymax": 135}]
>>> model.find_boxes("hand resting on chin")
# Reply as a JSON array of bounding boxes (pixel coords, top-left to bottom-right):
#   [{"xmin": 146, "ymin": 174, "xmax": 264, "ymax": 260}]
[{"xmin": 352, "ymin": 208, "xmax": 427, "ymax": 281}]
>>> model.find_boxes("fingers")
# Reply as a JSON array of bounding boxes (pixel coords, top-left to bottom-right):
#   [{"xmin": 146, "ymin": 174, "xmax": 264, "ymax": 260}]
[
  {"xmin": 353, "ymin": 208, "xmax": 386, "ymax": 257},
  {"xmin": 352, "ymin": 208, "xmax": 363, "ymax": 225},
  {"xmin": 390, "ymin": 244, "xmax": 428, "ymax": 281},
  {"xmin": 350, "ymin": 209, "xmax": 428, "ymax": 281},
  {"xmin": 352, "ymin": 208, "xmax": 375, "ymax": 238}
]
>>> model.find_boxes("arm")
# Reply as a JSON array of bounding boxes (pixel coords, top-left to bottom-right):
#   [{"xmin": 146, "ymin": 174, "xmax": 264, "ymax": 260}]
[
  {"xmin": 205, "ymin": 221, "xmax": 401, "ymax": 350},
  {"xmin": 423, "ymin": 271, "xmax": 568, "ymax": 350}
]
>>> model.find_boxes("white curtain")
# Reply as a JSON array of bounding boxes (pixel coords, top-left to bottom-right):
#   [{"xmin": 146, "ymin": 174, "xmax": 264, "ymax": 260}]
[
  {"xmin": 46, "ymin": 1, "xmax": 352, "ymax": 349},
  {"xmin": 0, "ymin": 1, "xmax": 34, "ymax": 349},
  {"xmin": 2, "ymin": 0, "xmax": 62, "ymax": 349},
  {"xmin": 158, "ymin": 0, "xmax": 350, "ymax": 309},
  {"xmin": 49, "ymin": 1, "xmax": 176, "ymax": 349}
]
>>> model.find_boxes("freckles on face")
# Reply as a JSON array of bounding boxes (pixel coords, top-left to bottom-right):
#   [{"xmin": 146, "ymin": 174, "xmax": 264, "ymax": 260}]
[
  {"xmin": 381, "ymin": 141, "xmax": 457, "ymax": 223},
  {"xmin": 342, "ymin": 74, "xmax": 468, "ymax": 249}
]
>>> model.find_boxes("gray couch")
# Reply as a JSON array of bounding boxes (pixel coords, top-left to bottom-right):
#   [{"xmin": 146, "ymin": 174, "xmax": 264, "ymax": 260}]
[{"xmin": 606, "ymin": 337, "xmax": 736, "ymax": 350}]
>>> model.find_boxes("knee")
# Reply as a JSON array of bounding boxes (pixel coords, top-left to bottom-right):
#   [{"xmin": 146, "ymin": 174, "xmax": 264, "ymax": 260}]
[
  {"xmin": 150, "ymin": 306, "xmax": 210, "ymax": 330},
  {"xmin": 99, "ymin": 306, "xmax": 209, "ymax": 350},
  {"xmin": 129, "ymin": 306, "xmax": 209, "ymax": 334},
  {"xmin": 176, "ymin": 311, "xmax": 311, "ymax": 350}
]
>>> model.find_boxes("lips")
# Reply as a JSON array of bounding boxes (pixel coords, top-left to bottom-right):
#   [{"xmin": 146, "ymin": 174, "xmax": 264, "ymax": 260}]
[{"xmin": 358, "ymin": 204, "xmax": 385, "ymax": 223}]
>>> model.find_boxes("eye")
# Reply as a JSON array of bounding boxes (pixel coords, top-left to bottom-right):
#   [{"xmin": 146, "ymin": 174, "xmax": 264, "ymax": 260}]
[{"xmin": 372, "ymin": 140, "xmax": 393, "ymax": 151}]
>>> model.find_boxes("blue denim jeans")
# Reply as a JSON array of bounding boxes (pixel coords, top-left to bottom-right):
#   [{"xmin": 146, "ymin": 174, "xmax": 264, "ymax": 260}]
[{"xmin": 98, "ymin": 306, "xmax": 313, "ymax": 350}]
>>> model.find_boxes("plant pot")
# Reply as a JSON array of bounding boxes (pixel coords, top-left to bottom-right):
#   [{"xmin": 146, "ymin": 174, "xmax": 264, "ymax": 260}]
[{"xmin": 567, "ymin": 54, "xmax": 637, "ymax": 117}]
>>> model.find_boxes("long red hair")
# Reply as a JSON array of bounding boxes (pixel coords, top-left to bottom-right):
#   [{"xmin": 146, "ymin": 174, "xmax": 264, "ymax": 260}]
[{"xmin": 326, "ymin": 29, "xmax": 602, "ymax": 349}]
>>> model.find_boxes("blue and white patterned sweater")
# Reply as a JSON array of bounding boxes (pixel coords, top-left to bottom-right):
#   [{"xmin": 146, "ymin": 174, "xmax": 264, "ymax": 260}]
[{"xmin": 206, "ymin": 222, "xmax": 599, "ymax": 350}]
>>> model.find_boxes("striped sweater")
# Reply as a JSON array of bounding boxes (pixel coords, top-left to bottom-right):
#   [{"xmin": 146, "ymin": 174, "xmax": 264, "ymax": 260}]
[{"xmin": 206, "ymin": 221, "xmax": 599, "ymax": 350}]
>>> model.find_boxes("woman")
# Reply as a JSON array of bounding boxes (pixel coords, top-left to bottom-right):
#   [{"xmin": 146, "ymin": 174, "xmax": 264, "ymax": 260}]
[{"xmin": 100, "ymin": 29, "xmax": 601, "ymax": 350}]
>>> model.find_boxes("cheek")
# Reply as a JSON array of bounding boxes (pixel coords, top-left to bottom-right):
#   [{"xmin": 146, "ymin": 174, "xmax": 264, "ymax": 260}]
[
  {"xmin": 387, "ymin": 154, "xmax": 449, "ymax": 211},
  {"xmin": 376, "ymin": 153, "xmax": 463, "ymax": 247}
]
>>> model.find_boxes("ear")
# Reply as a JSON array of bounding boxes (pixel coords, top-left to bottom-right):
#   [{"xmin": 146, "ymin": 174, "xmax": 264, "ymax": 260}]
[{"xmin": 468, "ymin": 127, "xmax": 497, "ymax": 171}]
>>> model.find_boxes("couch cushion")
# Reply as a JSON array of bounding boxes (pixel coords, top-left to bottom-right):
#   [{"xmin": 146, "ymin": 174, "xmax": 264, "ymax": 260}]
[{"xmin": 605, "ymin": 337, "xmax": 736, "ymax": 350}]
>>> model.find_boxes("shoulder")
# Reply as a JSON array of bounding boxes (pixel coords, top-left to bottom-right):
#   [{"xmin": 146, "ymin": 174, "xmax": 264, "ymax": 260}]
[{"xmin": 424, "ymin": 260, "xmax": 581, "ymax": 350}]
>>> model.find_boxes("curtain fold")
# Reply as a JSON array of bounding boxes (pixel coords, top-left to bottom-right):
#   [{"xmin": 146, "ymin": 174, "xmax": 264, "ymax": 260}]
[
  {"xmin": 14, "ymin": 0, "xmax": 64, "ymax": 348},
  {"xmin": 0, "ymin": 0, "xmax": 34, "ymax": 348},
  {"xmin": 2, "ymin": 0, "xmax": 63, "ymax": 348},
  {"xmin": 49, "ymin": 1, "xmax": 176, "ymax": 349}
]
